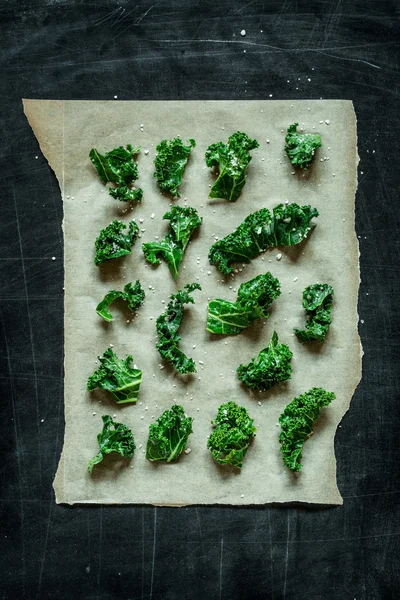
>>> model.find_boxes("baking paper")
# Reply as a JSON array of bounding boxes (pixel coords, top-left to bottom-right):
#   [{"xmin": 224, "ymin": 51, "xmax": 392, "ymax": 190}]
[{"xmin": 23, "ymin": 99, "xmax": 361, "ymax": 505}]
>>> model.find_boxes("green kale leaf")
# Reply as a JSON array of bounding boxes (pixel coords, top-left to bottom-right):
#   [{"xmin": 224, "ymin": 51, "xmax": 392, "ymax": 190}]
[
  {"xmin": 207, "ymin": 401, "xmax": 256, "ymax": 469},
  {"xmin": 154, "ymin": 137, "xmax": 196, "ymax": 197},
  {"xmin": 205, "ymin": 131, "xmax": 259, "ymax": 201},
  {"xmin": 279, "ymin": 387, "xmax": 335, "ymax": 472},
  {"xmin": 88, "ymin": 415, "xmax": 136, "ymax": 473},
  {"xmin": 89, "ymin": 145, "xmax": 143, "ymax": 202},
  {"xmin": 96, "ymin": 280, "xmax": 145, "ymax": 322},
  {"xmin": 284, "ymin": 123, "xmax": 321, "ymax": 170},
  {"xmin": 146, "ymin": 405, "xmax": 193, "ymax": 462},
  {"xmin": 156, "ymin": 282, "xmax": 201, "ymax": 374},
  {"xmin": 237, "ymin": 331, "xmax": 293, "ymax": 391},
  {"xmin": 94, "ymin": 219, "xmax": 139, "ymax": 265},
  {"xmin": 209, "ymin": 203, "xmax": 318, "ymax": 274},
  {"xmin": 295, "ymin": 283, "xmax": 334, "ymax": 343},
  {"xmin": 87, "ymin": 347, "xmax": 142, "ymax": 404},
  {"xmin": 142, "ymin": 206, "xmax": 202, "ymax": 278},
  {"xmin": 207, "ymin": 272, "xmax": 280, "ymax": 335}
]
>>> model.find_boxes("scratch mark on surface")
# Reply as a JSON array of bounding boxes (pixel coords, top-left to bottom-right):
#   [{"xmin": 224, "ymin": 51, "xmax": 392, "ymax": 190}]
[
  {"xmin": 92, "ymin": 7, "xmax": 123, "ymax": 27},
  {"xmin": 190, "ymin": 17, "xmax": 206, "ymax": 41},
  {"xmin": 12, "ymin": 186, "xmax": 42, "ymax": 498},
  {"xmin": 97, "ymin": 508, "xmax": 103, "ymax": 598},
  {"xmin": 113, "ymin": 4, "xmax": 158, "ymax": 40},
  {"xmin": 196, "ymin": 508, "xmax": 205, "ymax": 552},
  {"xmin": 259, "ymin": 0, "xmax": 265, "ymax": 26},
  {"xmin": 283, "ymin": 512, "xmax": 290, "ymax": 599},
  {"xmin": 87, "ymin": 513, "xmax": 92, "ymax": 575},
  {"xmin": 111, "ymin": 7, "xmax": 126, "ymax": 26},
  {"xmin": 316, "ymin": 50, "xmax": 381, "ymax": 69},
  {"xmin": 322, "ymin": 0, "xmax": 342, "ymax": 48},
  {"xmin": 270, "ymin": 0, "xmax": 290, "ymax": 26},
  {"xmin": 235, "ymin": 0, "xmax": 258, "ymax": 13},
  {"xmin": 219, "ymin": 536, "xmax": 224, "ymax": 600},
  {"xmin": 37, "ymin": 500, "xmax": 53, "ymax": 598},
  {"xmin": 149, "ymin": 507, "xmax": 157, "ymax": 599},
  {"xmin": 342, "ymin": 490, "xmax": 400, "ymax": 499},
  {"xmin": 141, "ymin": 510, "xmax": 145, "ymax": 599},
  {"xmin": 1, "ymin": 308, "xmax": 26, "ymax": 597},
  {"xmin": 268, "ymin": 510, "xmax": 274, "ymax": 600},
  {"xmin": 136, "ymin": 5, "xmax": 154, "ymax": 26},
  {"xmin": 6, "ymin": 41, "xmax": 396, "ymax": 72},
  {"xmin": 150, "ymin": 38, "xmax": 395, "ymax": 52}
]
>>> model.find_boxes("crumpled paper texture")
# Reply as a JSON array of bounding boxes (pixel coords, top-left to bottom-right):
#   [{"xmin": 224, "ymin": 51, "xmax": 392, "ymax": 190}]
[{"xmin": 23, "ymin": 99, "xmax": 361, "ymax": 505}]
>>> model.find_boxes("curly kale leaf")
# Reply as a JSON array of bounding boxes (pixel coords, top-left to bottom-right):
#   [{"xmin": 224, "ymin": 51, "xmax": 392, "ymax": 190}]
[
  {"xmin": 205, "ymin": 131, "xmax": 259, "ymax": 201},
  {"xmin": 90, "ymin": 145, "xmax": 143, "ymax": 202},
  {"xmin": 88, "ymin": 415, "xmax": 136, "ymax": 473},
  {"xmin": 207, "ymin": 272, "xmax": 280, "ymax": 335},
  {"xmin": 279, "ymin": 387, "xmax": 335, "ymax": 472},
  {"xmin": 237, "ymin": 331, "xmax": 293, "ymax": 391},
  {"xmin": 87, "ymin": 348, "xmax": 142, "ymax": 404},
  {"xmin": 285, "ymin": 123, "xmax": 321, "ymax": 170},
  {"xmin": 271, "ymin": 203, "xmax": 319, "ymax": 246},
  {"xmin": 209, "ymin": 203, "xmax": 318, "ymax": 274},
  {"xmin": 154, "ymin": 138, "xmax": 195, "ymax": 197},
  {"xmin": 94, "ymin": 219, "xmax": 139, "ymax": 265},
  {"xmin": 156, "ymin": 283, "xmax": 201, "ymax": 374},
  {"xmin": 207, "ymin": 401, "xmax": 256, "ymax": 469},
  {"xmin": 142, "ymin": 206, "xmax": 202, "ymax": 278},
  {"xmin": 96, "ymin": 281, "xmax": 145, "ymax": 322},
  {"xmin": 146, "ymin": 405, "xmax": 193, "ymax": 462},
  {"xmin": 295, "ymin": 283, "xmax": 334, "ymax": 343}
]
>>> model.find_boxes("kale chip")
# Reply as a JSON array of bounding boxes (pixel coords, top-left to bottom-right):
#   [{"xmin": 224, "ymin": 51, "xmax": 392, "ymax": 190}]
[
  {"xmin": 156, "ymin": 282, "xmax": 201, "ymax": 374},
  {"xmin": 88, "ymin": 415, "xmax": 136, "ymax": 473},
  {"xmin": 87, "ymin": 348, "xmax": 142, "ymax": 404},
  {"xmin": 94, "ymin": 219, "xmax": 139, "ymax": 265},
  {"xmin": 208, "ymin": 203, "xmax": 318, "ymax": 274},
  {"xmin": 279, "ymin": 388, "xmax": 335, "ymax": 472},
  {"xmin": 207, "ymin": 401, "xmax": 256, "ymax": 469},
  {"xmin": 205, "ymin": 131, "xmax": 259, "ymax": 201},
  {"xmin": 237, "ymin": 331, "xmax": 293, "ymax": 391},
  {"xmin": 284, "ymin": 123, "xmax": 321, "ymax": 170},
  {"xmin": 146, "ymin": 405, "xmax": 193, "ymax": 462},
  {"xmin": 295, "ymin": 283, "xmax": 334, "ymax": 343},
  {"xmin": 90, "ymin": 144, "xmax": 143, "ymax": 202},
  {"xmin": 142, "ymin": 206, "xmax": 202, "ymax": 278},
  {"xmin": 96, "ymin": 281, "xmax": 145, "ymax": 322},
  {"xmin": 207, "ymin": 272, "xmax": 281, "ymax": 335},
  {"xmin": 154, "ymin": 137, "xmax": 195, "ymax": 197}
]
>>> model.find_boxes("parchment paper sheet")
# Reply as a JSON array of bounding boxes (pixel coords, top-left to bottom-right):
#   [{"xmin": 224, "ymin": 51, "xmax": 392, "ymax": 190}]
[{"xmin": 23, "ymin": 99, "xmax": 362, "ymax": 506}]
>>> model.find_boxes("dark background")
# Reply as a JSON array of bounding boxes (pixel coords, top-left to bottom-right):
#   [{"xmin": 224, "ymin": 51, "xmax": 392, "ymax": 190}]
[{"xmin": 1, "ymin": 1, "xmax": 399, "ymax": 598}]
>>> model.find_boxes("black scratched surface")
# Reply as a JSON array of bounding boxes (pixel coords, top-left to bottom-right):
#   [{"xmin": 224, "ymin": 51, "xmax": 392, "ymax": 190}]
[{"xmin": 1, "ymin": 1, "xmax": 400, "ymax": 599}]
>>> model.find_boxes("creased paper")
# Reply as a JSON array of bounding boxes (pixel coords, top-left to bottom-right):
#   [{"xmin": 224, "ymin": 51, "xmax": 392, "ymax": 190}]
[{"xmin": 23, "ymin": 99, "xmax": 362, "ymax": 505}]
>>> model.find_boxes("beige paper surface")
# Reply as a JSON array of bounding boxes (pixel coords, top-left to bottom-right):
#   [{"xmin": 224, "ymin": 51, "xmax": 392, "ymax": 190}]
[{"xmin": 24, "ymin": 99, "xmax": 361, "ymax": 506}]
